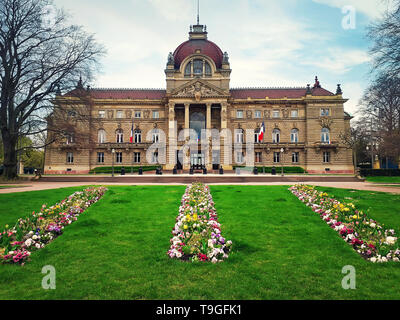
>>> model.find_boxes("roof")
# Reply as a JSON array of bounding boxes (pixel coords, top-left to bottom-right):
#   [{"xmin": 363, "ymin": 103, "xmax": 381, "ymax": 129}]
[
  {"xmin": 230, "ymin": 87, "xmax": 335, "ymax": 99},
  {"xmin": 173, "ymin": 39, "xmax": 224, "ymax": 69},
  {"xmin": 64, "ymin": 88, "xmax": 166, "ymax": 100},
  {"xmin": 62, "ymin": 86, "xmax": 335, "ymax": 100}
]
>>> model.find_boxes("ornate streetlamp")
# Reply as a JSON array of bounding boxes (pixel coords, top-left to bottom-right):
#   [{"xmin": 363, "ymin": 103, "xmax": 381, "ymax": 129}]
[{"xmin": 280, "ymin": 147, "xmax": 284, "ymax": 176}]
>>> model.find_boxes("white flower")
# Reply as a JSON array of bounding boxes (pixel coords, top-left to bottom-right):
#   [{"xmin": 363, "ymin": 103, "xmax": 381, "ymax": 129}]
[
  {"xmin": 370, "ymin": 257, "xmax": 377, "ymax": 263},
  {"xmin": 35, "ymin": 243, "xmax": 41, "ymax": 249},
  {"xmin": 370, "ymin": 223, "xmax": 376, "ymax": 228},
  {"xmin": 32, "ymin": 235, "xmax": 38, "ymax": 240},
  {"xmin": 386, "ymin": 236, "xmax": 397, "ymax": 245},
  {"xmin": 176, "ymin": 252, "xmax": 182, "ymax": 258},
  {"xmin": 211, "ymin": 257, "xmax": 218, "ymax": 263},
  {"xmin": 24, "ymin": 239, "xmax": 33, "ymax": 247},
  {"xmin": 208, "ymin": 239, "xmax": 214, "ymax": 248}
]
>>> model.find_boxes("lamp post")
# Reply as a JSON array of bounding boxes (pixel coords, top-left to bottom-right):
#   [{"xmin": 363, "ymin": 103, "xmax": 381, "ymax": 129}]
[
  {"xmin": 280, "ymin": 147, "xmax": 284, "ymax": 176},
  {"xmin": 112, "ymin": 148, "xmax": 115, "ymax": 177}
]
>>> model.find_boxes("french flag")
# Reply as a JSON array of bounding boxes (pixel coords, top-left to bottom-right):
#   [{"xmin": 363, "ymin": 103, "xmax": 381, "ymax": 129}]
[
  {"xmin": 130, "ymin": 120, "xmax": 134, "ymax": 143},
  {"xmin": 258, "ymin": 122, "xmax": 265, "ymax": 142}
]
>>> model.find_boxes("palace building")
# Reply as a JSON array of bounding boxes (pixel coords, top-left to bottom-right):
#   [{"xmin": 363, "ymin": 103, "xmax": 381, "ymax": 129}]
[{"xmin": 44, "ymin": 23, "xmax": 354, "ymax": 174}]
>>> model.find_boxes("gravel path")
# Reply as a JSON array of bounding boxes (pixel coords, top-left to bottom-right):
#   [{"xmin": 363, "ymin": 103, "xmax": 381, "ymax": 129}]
[{"xmin": 0, "ymin": 180, "xmax": 400, "ymax": 194}]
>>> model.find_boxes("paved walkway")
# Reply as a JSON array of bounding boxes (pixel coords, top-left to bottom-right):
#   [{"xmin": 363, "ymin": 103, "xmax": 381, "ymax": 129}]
[{"xmin": 0, "ymin": 179, "xmax": 400, "ymax": 194}]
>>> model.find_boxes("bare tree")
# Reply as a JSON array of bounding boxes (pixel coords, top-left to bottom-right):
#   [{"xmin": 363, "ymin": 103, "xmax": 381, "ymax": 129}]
[
  {"xmin": 0, "ymin": 0, "xmax": 105, "ymax": 179},
  {"xmin": 358, "ymin": 72, "xmax": 400, "ymax": 166},
  {"xmin": 368, "ymin": 1, "xmax": 400, "ymax": 78}
]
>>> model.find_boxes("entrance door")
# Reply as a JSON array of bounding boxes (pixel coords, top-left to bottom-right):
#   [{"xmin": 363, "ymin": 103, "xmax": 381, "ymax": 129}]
[
  {"xmin": 190, "ymin": 153, "xmax": 205, "ymax": 170},
  {"xmin": 212, "ymin": 150, "xmax": 220, "ymax": 170}
]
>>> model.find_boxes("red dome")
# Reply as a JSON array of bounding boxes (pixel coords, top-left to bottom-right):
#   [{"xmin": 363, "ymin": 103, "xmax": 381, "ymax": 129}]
[{"xmin": 173, "ymin": 39, "xmax": 224, "ymax": 70}]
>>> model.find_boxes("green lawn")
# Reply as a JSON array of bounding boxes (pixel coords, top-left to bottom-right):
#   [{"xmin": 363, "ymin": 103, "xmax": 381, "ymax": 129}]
[
  {"xmin": 366, "ymin": 176, "xmax": 400, "ymax": 184},
  {"xmin": 1, "ymin": 185, "xmax": 400, "ymax": 299}
]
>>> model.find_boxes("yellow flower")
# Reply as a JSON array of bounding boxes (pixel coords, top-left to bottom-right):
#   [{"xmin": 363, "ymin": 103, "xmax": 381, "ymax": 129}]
[
  {"xmin": 352, "ymin": 215, "xmax": 358, "ymax": 219},
  {"xmin": 193, "ymin": 214, "xmax": 198, "ymax": 221},
  {"xmin": 183, "ymin": 225, "xmax": 188, "ymax": 230}
]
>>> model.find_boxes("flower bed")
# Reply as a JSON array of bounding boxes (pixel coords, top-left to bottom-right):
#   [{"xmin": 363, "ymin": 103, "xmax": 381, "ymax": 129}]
[
  {"xmin": 290, "ymin": 184, "xmax": 400, "ymax": 263},
  {"xmin": 0, "ymin": 187, "xmax": 107, "ymax": 265},
  {"xmin": 167, "ymin": 183, "xmax": 232, "ymax": 263}
]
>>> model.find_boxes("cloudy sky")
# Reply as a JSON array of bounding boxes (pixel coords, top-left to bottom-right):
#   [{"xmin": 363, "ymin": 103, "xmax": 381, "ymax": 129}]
[{"xmin": 53, "ymin": 0, "xmax": 393, "ymax": 116}]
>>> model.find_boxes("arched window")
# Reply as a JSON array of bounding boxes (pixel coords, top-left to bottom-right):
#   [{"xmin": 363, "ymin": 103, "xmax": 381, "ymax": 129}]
[
  {"xmin": 134, "ymin": 129, "xmax": 141, "ymax": 143},
  {"xmin": 291, "ymin": 129, "xmax": 299, "ymax": 143},
  {"xmin": 321, "ymin": 128, "xmax": 330, "ymax": 143},
  {"xmin": 272, "ymin": 129, "xmax": 280, "ymax": 143},
  {"xmin": 235, "ymin": 129, "xmax": 244, "ymax": 143},
  {"xmin": 98, "ymin": 129, "xmax": 106, "ymax": 143},
  {"xmin": 184, "ymin": 59, "xmax": 212, "ymax": 77},
  {"xmin": 152, "ymin": 129, "xmax": 160, "ymax": 143},
  {"xmin": 116, "ymin": 129, "xmax": 123, "ymax": 143},
  {"xmin": 184, "ymin": 61, "xmax": 192, "ymax": 76}
]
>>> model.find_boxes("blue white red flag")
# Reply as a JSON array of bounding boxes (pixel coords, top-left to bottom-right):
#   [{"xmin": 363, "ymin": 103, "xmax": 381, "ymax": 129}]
[{"xmin": 258, "ymin": 122, "xmax": 265, "ymax": 142}]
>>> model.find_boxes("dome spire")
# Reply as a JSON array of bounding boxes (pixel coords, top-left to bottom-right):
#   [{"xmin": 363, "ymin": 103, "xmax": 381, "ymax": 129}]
[{"xmin": 197, "ymin": 0, "xmax": 200, "ymax": 25}]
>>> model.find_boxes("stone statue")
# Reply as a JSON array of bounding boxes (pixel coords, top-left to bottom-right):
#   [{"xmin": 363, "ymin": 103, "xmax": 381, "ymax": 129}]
[{"xmin": 167, "ymin": 52, "xmax": 174, "ymax": 65}]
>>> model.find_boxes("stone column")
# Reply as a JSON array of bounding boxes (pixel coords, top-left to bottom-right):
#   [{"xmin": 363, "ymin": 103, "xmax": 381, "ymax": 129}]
[
  {"xmin": 206, "ymin": 103, "xmax": 212, "ymax": 170},
  {"xmin": 166, "ymin": 101, "xmax": 176, "ymax": 170},
  {"xmin": 206, "ymin": 103, "xmax": 212, "ymax": 129},
  {"xmin": 220, "ymin": 102, "xmax": 232, "ymax": 170}
]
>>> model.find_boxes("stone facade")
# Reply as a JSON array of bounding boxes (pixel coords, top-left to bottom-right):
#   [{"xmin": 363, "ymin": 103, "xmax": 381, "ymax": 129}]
[{"xmin": 44, "ymin": 24, "xmax": 354, "ymax": 174}]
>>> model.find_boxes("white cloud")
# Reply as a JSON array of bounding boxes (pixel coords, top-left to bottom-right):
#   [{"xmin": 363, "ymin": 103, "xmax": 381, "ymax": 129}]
[
  {"xmin": 148, "ymin": 0, "xmax": 193, "ymax": 21},
  {"xmin": 312, "ymin": 0, "xmax": 392, "ymax": 19},
  {"xmin": 301, "ymin": 48, "xmax": 371, "ymax": 74}
]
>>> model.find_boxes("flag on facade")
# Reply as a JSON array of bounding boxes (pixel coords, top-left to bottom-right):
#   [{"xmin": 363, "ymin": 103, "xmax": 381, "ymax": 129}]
[
  {"xmin": 130, "ymin": 119, "xmax": 134, "ymax": 143},
  {"xmin": 258, "ymin": 122, "xmax": 265, "ymax": 141}
]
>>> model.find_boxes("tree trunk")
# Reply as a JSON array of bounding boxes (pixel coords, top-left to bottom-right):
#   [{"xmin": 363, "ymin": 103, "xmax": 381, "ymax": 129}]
[{"xmin": 2, "ymin": 136, "xmax": 18, "ymax": 179}]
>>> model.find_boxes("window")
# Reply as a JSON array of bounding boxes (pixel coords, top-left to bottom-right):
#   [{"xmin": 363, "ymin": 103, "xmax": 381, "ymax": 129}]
[
  {"xmin": 236, "ymin": 110, "xmax": 243, "ymax": 119},
  {"xmin": 134, "ymin": 152, "xmax": 141, "ymax": 163},
  {"xmin": 291, "ymin": 129, "xmax": 299, "ymax": 143},
  {"xmin": 236, "ymin": 151, "xmax": 244, "ymax": 163},
  {"xmin": 273, "ymin": 152, "xmax": 280, "ymax": 163},
  {"xmin": 184, "ymin": 61, "xmax": 192, "ymax": 76},
  {"xmin": 321, "ymin": 128, "xmax": 330, "ymax": 143},
  {"xmin": 116, "ymin": 152, "xmax": 123, "ymax": 163},
  {"xmin": 116, "ymin": 129, "xmax": 123, "ymax": 143},
  {"xmin": 152, "ymin": 111, "xmax": 159, "ymax": 119},
  {"xmin": 272, "ymin": 129, "xmax": 280, "ymax": 143},
  {"xmin": 99, "ymin": 110, "xmax": 105, "ymax": 118},
  {"xmin": 66, "ymin": 152, "xmax": 74, "ymax": 163},
  {"xmin": 134, "ymin": 111, "xmax": 141, "ymax": 118},
  {"xmin": 273, "ymin": 110, "xmax": 280, "ymax": 118},
  {"xmin": 97, "ymin": 152, "xmax": 104, "ymax": 163},
  {"xmin": 292, "ymin": 152, "xmax": 299, "ymax": 163},
  {"xmin": 254, "ymin": 131, "xmax": 261, "ymax": 143},
  {"xmin": 134, "ymin": 129, "xmax": 141, "ymax": 143},
  {"xmin": 193, "ymin": 59, "xmax": 203, "ymax": 76},
  {"xmin": 291, "ymin": 110, "xmax": 298, "ymax": 118},
  {"xmin": 185, "ymin": 59, "xmax": 212, "ymax": 77},
  {"xmin": 66, "ymin": 133, "xmax": 74, "ymax": 145},
  {"xmin": 98, "ymin": 129, "xmax": 106, "ymax": 143},
  {"xmin": 255, "ymin": 152, "xmax": 262, "ymax": 163},
  {"xmin": 323, "ymin": 151, "xmax": 330, "ymax": 163},
  {"xmin": 116, "ymin": 111, "xmax": 124, "ymax": 119},
  {"xmin": 152, "ymin": 130, "xmax": 160, "ymax": 143},
  {"xmin": 235, "ymin": 129, "xmax": 244, "ymax": 143},
  {"xmin": 320, "ymin": 108, "xmax": 330, "ymax": 116},
  {"xmin": 152, "ymin": 152, "xmax": 159, "ymax": 164},
  {"xmin": 254, "ymin": 110, "xmax": 261, "ymax": 118}
]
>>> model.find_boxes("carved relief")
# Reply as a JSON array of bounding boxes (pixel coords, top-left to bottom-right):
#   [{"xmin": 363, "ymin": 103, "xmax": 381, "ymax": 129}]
[
  {"xmin": 264, "ymin": 110, "xmax": 270, "ymax": 119},
  {"xmin": 246, "ymin": 110, "xmax": 252, "ymax": 119},
  {"xmin": 169, "ymin": 107, "xmax": 175, "ymax": 121},
  {"xmin": 126, "ymin": 110, "xmax": 132, "ymax": 118},
  {"xmin": 175, "ymin": 81, "xmax": 222, "ymax": 97},
  {"xmin": 144, "ymin": 110, "xmax": 150, "ymax": 119},
  {"xmin": 320, "ymin": 117, "xmax": 333, "ymax": 128},
  {"xmin": 283, "ymin": 108, "xmax": 289, "ymax": 118},
  {"xmin": 107, "ymin": 110, "xmax": 114, "ymax": 119}
]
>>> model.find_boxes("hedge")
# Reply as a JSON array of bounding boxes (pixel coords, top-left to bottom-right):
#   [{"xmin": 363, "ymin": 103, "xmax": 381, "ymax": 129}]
[
  {"xmin": 89, "ymin": 165, "xmax": 158, "ymax": 174},
  {"xmin": 359, "ymin": 169, "xmax": 400, "ymax": 177},
  {"xmin": 233, "ymin": 166, "xmax": 306, "ymax": 173}
]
